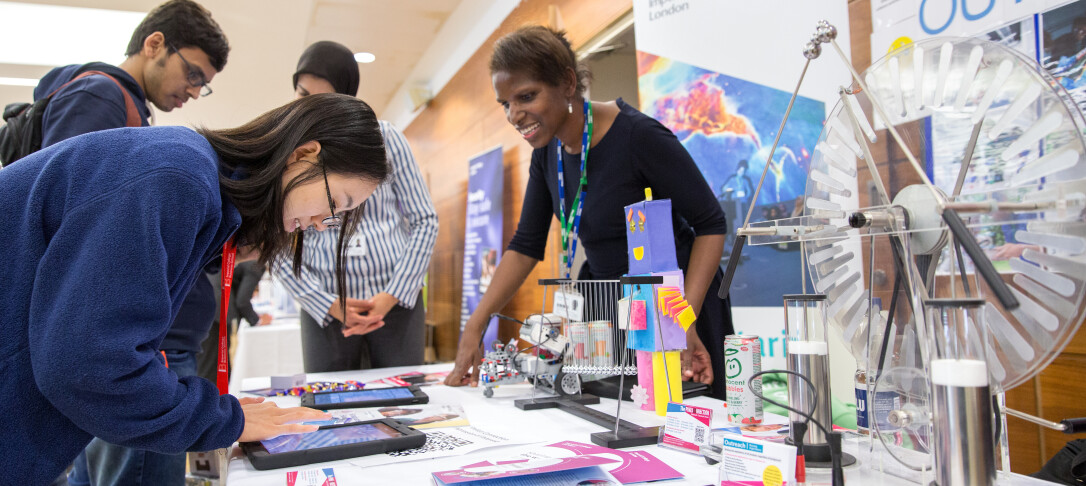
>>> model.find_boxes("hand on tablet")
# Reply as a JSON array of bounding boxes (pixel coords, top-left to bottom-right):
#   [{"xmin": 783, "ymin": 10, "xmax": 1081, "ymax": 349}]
[{"xmin": 237, "ymin": 397, "xmax": 331, "ymax": 442}]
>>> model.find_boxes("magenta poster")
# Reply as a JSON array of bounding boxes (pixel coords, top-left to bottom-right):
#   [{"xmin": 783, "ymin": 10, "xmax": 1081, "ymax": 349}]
[{"xmin": 461, "ymin": 146, "xmax": 503, "ymax": 347}]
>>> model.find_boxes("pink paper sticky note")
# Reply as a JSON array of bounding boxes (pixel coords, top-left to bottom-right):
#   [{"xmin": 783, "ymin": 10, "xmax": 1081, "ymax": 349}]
[
  {"xmin": 630, "ymin": 299, "xmax": 647, "ymax": 331},
  {"xmin": 664, "ymin": 295, "xmax": 684, "ymax": 316},
  {"xmin": 637, "ymin": 350, "xmax": 655, "ymax": 411},
  {"xmin": 670, "ymin": 302, "xmax": 690, "ymax": 320}
]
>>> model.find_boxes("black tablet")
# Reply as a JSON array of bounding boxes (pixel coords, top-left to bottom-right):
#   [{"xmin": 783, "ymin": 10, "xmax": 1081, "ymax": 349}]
[
  {"xmin": 300, "ymin": 385, "xmax": 429, "ymax": 410},
  {"xmin": 240, "ymin": 418, "xmax": 427, "ymax": 470}
]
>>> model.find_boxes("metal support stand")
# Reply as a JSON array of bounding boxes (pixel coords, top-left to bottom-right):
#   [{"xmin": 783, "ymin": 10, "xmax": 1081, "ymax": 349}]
[{"xmin": 514, "ymin": 394, "xmax": 661, "ymax": 449}]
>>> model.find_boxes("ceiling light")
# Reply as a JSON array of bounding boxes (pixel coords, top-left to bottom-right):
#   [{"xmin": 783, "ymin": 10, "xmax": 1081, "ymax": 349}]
[
  {"xmin": 0, "ymin": 2, "xmax": 144, "ymax": 67},
  {"xmin": 354, "ymin": 52, "xmax": 376, "ymax": 63},
  {"xmin": 0, "ymin": 77, "xmax": 39, "ymax": 87}
]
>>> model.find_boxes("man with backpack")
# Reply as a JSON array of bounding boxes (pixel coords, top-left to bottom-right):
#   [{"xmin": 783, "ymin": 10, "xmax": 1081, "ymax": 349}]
[{"xmin": 4, "ymin": 1, "xmax": 232, "ymax": 485}]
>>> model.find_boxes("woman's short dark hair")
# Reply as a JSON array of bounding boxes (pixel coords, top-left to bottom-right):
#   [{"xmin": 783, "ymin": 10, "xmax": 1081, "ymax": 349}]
[
  {"xmin": 489, "ymin": 25, "xmax": 591, "ymax": 95},
  {"xmin": 198, "ymin": 94, "xmax": 387, "ymax": 314},
  {"xmin": 126, "ymin": 0, "xmax": 230, "ymax": 72}
]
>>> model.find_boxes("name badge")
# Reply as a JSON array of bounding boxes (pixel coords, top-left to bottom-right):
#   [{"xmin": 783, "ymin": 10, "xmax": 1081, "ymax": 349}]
[{"xmin": 347, "ymin": 236, "xmax": 366, "ymax": 257}]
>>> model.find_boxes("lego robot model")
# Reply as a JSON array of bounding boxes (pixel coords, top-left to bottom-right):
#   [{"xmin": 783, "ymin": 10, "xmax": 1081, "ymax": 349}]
[{"xmin": 479, "ymin": 314, "xmax": 581, "ymax": 398}]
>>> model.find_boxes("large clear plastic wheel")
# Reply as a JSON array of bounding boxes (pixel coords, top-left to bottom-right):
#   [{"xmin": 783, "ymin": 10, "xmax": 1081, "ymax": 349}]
[{"xmin": 802, "ymin": 36, "xmax": 1086, "ymax": 394}]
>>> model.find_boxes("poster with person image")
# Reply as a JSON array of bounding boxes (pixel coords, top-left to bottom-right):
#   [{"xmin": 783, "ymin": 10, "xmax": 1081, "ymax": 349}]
[{"xmin": 462, "ymin": 146, "xmax": 503, "ymax": 347}]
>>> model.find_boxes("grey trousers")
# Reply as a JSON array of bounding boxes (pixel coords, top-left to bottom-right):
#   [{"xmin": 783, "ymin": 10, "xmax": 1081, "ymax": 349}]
[{"xmin": 299, "ymin": 291, "xmax": 425, "ymax": 372}]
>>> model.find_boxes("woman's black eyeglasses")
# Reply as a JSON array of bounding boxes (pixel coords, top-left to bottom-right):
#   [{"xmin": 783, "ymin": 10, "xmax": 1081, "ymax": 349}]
[{"xmin": 321, "ymin": 164, "xmax": 342, "ymax": 228}]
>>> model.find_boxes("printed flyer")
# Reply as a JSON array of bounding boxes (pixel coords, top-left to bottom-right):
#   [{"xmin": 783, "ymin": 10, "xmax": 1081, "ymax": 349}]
[
  {"xmin": 434, "ymin": 455, "xmax": 618, "ymax": 484},
  {"xmin": 718, "ymin": 435, "xmax": 796, "ymax": 486},
  {"xmin": 484, "ymin": 440, "xmax": 683, "ymax": 484},
  {"xmin": 347, "ymin": 426, "xmax": 539, "ymax": 468}
]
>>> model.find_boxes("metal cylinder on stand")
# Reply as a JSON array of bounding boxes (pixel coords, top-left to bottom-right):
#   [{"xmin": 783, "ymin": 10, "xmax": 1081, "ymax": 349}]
[
  {"xmin": 925, "ymin": 298, "xmax": 995, "ymax": 486},
  {"xmin": 783, "ymin": 294, "xmax": 833, "ymax": 447}
]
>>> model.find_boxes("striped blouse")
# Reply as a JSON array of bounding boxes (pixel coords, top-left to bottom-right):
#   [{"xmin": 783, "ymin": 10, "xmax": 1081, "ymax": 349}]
[{"xmin": 272, "ymin": 120, "xmax": 438, "ymax": 325}]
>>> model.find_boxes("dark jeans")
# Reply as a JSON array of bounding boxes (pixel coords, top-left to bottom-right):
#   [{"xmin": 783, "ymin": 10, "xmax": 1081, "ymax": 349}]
[
  {"xmin": 300, "ymin": 292, "xmax": 426, "ymax": 372},
  {"xmin": 67, "ymin": 350, "xmax": 197, "ymax": 486}
]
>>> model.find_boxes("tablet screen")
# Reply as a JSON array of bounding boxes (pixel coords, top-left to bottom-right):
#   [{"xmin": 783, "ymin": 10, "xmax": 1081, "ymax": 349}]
[
  {"xmin": 260, "ymin": 423, "xmax": 404, "ymax": 454},
  {"xmin": 313, "ymin": 387, "xmax": 415, "ymax": 405}
]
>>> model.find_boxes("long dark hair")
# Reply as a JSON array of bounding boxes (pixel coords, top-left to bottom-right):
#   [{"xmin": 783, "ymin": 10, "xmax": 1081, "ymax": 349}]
[{"xmin": 199, "ymin": 93, "xmax": 387, "ymax": 320}]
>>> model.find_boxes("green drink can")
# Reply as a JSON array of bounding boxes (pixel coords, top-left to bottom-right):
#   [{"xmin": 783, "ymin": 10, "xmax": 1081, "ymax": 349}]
[{"xmin": 724, "ymin": 334, "xmax": 763, "ymax": 424}]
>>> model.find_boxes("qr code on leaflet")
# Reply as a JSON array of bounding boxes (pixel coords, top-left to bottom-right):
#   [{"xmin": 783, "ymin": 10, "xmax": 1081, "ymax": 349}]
[
  {"xmin": 386, "ymin": 431, "xmax": 472, "ymax": 457},
  {"xmin": 694, "ymin": 426, "xmax": 706, "ymax": 444}
]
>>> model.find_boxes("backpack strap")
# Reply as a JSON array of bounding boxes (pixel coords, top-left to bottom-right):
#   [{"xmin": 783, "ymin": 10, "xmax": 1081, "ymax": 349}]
[{"xmin": 49, "ymin": 70, "xmax": 143, "ymax": 128}]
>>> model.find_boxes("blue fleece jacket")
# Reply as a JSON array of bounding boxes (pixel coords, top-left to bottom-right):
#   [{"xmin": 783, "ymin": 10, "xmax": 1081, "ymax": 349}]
[
  {"xmin": 0, "ymin": 126, "xmax": 245, "ymax": 484},
  {"xmin": 36, "ymin": 63, "xmax": 216, "ymax": 355},
  {"xmin": 34, "ymin": 62, "xmax": 152, "ymax": 148}
]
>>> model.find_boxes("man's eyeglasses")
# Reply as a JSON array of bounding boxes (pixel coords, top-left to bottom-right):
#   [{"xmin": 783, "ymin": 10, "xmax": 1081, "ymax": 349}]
[
  {"xmin": 321, "ymin": 164, "xmax": 342, "ymax": 228},
  {"xmin": 169, "ymin": 44, "xmax": 212, "ymax": 97}
]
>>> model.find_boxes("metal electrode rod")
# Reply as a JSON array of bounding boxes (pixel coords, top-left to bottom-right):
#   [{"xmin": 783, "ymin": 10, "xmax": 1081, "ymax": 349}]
[
  {"xmin": 944, "ymin": 201, "xmax": 1065, "ymax": 212},
  {"xmin": 827, "ymin": 38, "xmax": 946, "ymax": 208},
  {"xmin": 743, "ymin": 57, "xmax": 813, "ymax": 228},
  {"xmin": 1004, "ymin": 407, "xmax": 1067, "ymax": 431}
]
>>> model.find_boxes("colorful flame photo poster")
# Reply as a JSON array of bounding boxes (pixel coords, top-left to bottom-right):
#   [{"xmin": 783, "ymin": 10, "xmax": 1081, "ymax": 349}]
[{"xmin": 637, "ymin": 52, "xmax": 824, "ymax": 306}]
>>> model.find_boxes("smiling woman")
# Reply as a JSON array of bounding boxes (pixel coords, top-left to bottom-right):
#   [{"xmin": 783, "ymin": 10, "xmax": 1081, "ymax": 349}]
[
  {"xmin": 447, "ymin": 26, "xmax": 735, "ymax": 402},
  {"xmin": 0, "ymin": 93, "xmax": 387, "ymax": 484}
]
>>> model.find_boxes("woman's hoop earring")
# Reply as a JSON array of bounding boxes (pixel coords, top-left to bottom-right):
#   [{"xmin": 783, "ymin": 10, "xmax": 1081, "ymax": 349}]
[{"xmin": 568, "ymin": 101, "xmax": 573, "ymax": 114}]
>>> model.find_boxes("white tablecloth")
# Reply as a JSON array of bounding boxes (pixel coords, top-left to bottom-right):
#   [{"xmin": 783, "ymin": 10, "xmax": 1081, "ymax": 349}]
[
  {"xmin": 223, "ymin": 364, "xmax": 1055, "ymax": 486},
  {"xmin": 228, "ymin": 316, "xmax": 304, "ymax": 394}
]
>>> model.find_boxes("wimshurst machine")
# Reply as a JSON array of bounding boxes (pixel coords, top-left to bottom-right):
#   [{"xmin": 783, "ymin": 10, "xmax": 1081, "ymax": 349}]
[{"xmin": 719, "ymin": 21, "xmax": 1086, "ymax": 486}]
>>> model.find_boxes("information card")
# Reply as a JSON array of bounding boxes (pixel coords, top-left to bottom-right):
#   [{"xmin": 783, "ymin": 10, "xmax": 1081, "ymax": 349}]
[{"xmin": 659, "ymin": 402, "xmax": 712, "ymax": 454}]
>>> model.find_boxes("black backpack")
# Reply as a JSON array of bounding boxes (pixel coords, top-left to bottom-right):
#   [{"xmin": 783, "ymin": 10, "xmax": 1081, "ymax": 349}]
[{"xmin": 0, "ymin": 66, "xmax": 141, "ymax": 167}]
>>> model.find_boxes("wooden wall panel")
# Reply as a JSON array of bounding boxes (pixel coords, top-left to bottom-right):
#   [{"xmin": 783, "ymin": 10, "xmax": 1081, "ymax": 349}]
[
  {"xmin": 1038, "ymin": 355, "xmax": 1086, "ymax": 469},
  {"xmin": 404, "ymin": 0, "xmax": 631, "ymax": 361}
]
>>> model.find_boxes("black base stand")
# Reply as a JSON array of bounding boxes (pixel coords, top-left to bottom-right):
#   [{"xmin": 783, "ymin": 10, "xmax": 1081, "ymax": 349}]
[
  {"xmin": 802, "ymin": 443, "xmax": 857, "ymax": 468},
  {"xmin": 514, "ymin": 394, "xmax": 661, "ymax": 449},
  {"xmin": 514, "ymin": 394, "xmax": 600, "ymax": 410}
]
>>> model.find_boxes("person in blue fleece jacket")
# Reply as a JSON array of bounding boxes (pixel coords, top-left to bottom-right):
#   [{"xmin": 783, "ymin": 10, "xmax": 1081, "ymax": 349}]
[
  {"xmin": 33, "ymin": 2, "xmax": 231, "ymax": 484},
  {"xmin": 0, "ymin": 93, "xmax": 389, "ymax": 485}
]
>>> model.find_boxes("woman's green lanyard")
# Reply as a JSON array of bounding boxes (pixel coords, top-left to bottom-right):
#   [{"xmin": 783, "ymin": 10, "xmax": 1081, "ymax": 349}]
[{"xmin": 557, "ymin": 100, "xmax": 593, "ymax": 279}]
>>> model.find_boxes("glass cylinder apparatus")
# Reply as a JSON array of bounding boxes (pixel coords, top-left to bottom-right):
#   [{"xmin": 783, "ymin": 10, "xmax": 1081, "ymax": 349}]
[
  {"xmin": 783, "ymin": 294, "xmax": 832, "ymax": 447},
  {"xmin": 926, "ymin": 298, "xmax": 995, "ymax": 486}
]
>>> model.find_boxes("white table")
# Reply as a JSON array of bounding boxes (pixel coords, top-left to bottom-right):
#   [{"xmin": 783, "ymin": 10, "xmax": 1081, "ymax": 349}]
[
  {"xmin": 228, "ymin": 316, "xmax": 304, "ymax": 394},
  {"xmin": 224, "ymin": 364, "xmax": 1057, "ymax": 486}
]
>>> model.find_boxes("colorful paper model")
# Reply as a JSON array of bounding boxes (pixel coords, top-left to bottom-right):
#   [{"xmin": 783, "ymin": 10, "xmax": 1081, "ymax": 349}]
[
  {"xmin": 623, "ymin": 195, "xmax": 687, "ymax": 413},
  {"xmin": 624, "ymin": 270, "xmax": 688, "ymax": 351},
  {"xmin": 625, "ymin": 199, "xmax": 679, "ymax": 276}
]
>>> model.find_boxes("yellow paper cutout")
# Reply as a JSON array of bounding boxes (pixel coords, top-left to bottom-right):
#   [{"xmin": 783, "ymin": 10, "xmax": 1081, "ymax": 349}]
[{"xmin": 652, "ymin": 350, "xmax": 682, "ymax": 416}]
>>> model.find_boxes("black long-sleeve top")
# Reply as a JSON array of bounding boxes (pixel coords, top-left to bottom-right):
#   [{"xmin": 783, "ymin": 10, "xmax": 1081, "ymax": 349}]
[{"xmin": 508, "ymin": 99, "xmax": 727, "ymax": 279}]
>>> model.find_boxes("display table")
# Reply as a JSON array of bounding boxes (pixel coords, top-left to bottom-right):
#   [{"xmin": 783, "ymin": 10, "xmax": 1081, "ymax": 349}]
[
  {"xmin": 225, "ymin": 364, "xmax": 1056, "ymax": 485},
  {"xmin": 227, "ymin": 316, "xmax": 304, "ymax": 394}
]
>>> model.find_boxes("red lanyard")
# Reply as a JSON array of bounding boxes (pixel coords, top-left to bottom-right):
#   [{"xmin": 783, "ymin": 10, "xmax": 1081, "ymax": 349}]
[{"xmin": 218, "ymin": 239, "xmax": 236, "ymax": 395}]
